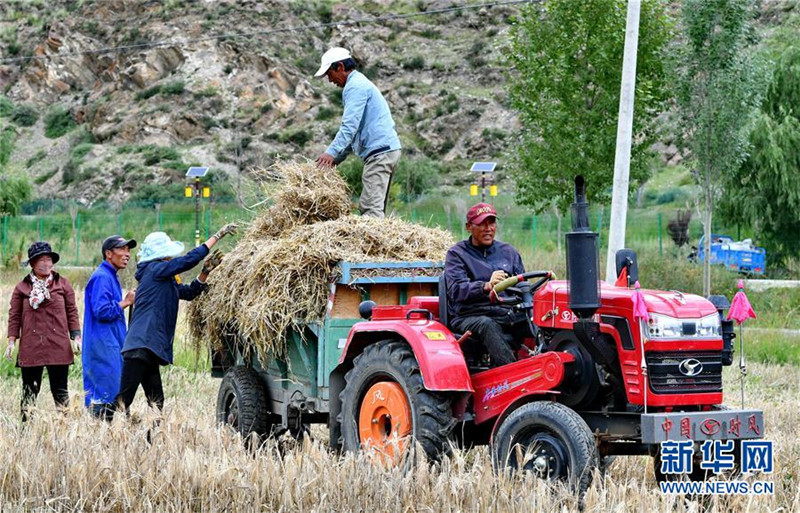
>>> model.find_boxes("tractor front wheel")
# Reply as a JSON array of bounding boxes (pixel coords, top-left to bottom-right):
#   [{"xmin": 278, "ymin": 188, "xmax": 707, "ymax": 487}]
[
  {"xmin": 492, "ymin": 401, "xmax": 599, "ymax": 494},
  {"xmin": 339, "ymin": 340, "xmax": 456, "ymax": 463}
]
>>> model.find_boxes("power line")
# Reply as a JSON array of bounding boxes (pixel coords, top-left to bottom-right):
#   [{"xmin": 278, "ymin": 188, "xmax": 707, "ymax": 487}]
[{"xmin": 1, "ymin": 0, "xmax": 533, "ymax": 65}]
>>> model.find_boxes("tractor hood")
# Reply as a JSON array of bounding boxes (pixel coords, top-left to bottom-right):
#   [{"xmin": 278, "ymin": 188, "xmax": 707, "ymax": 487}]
[{"xmin": 599, "ymin": 283, "xmax": 717, "ymax": 318}]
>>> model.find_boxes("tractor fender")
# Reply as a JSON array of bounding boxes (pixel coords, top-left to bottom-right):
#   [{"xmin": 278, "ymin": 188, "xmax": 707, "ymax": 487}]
[
  {"xmin": 474, "ymin": 351, "xmax": 575, "ymax": 442},
  {"xmin": 336, "ymin": 319, "xmax": 474, "ymax": 393}
]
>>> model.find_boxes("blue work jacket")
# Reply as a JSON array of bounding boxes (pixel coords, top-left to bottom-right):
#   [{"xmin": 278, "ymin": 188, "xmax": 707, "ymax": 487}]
[
  {"xmin": 325, "ymin": 70, "xmax": 401, "ymax": 162},
  {"xmin": 82, "ymin": 261, "xmax": 127, "ymax": 406},
  {"xmin": 122, "ymin": 244, "xmax": 209, "ymax": 365},
  {"xmin": 444, "ymin": 237, "xmax": 525, "ymax": 323}
]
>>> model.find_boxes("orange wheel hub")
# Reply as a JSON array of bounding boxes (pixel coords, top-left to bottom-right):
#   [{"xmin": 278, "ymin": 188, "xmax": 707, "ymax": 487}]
[{"xmin": 358, "ymin": 381, "xmax": 412, "ymax": 459}]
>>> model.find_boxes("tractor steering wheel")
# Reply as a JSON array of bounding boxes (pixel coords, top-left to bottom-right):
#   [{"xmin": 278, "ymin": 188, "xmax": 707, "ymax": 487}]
[{"xmin": 490, "ymin": 270, "xmax": 556, "ymax": 305}]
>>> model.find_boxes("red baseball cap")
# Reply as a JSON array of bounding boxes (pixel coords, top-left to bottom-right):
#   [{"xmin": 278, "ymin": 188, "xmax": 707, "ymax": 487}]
[{"xmin": 466, "ymin": 203, "xmax": 498, "ymax": 225}]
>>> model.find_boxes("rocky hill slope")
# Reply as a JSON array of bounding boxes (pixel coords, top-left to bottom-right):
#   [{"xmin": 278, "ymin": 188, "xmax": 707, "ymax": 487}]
[{"xmin": 0, "ymin": 0, "xmax": 520, "ymax": 206}]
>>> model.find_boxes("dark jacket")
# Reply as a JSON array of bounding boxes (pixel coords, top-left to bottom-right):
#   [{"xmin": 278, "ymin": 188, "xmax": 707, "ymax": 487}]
[
  {"xmin": 82, "ymin": 260, "xmax": 127, "ymax": 406},
  {"xmin": 444, "ymin": 237, "xmax": 525, "ymax": 323},
  {"xmin": 122, "ymin": 244, "xmax": 209, "ymax": 365},
  {"xmin": 7, "ymin": 272, "xmax": 80, "ymax": 367}
]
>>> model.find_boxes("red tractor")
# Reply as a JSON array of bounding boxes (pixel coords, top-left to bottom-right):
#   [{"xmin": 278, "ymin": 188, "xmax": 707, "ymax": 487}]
[
  {"xmin": 327, "ymin": 176, "xmax": 763, "ymax": 490},
  {"xmin": 215, "ymin": 176, "xmax": 764, "ymax": 492}
]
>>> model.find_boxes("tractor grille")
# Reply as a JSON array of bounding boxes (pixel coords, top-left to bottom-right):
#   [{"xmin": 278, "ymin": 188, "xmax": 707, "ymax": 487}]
[{"xmin": 645, "ymin": 351, "xmax": 722, "ymax": 394}]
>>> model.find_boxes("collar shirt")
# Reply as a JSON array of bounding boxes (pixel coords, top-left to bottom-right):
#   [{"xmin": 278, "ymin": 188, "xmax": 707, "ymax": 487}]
[{"xmin": 325, "ymin": 70, "xmax": 401, "ymax": 162}]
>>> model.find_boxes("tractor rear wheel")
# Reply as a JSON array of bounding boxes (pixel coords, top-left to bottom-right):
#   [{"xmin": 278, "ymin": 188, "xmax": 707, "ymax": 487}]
[
  {"xmin": 216, "ymin": 366, "xmax": 275, "ymax": 444},
  {"xmin": 492, "ymin": 401, "xmax": 599, "ymax": 494},
  {"xmin": 339, "ymin": 340, "xmax": 457, "ymax": 463}
]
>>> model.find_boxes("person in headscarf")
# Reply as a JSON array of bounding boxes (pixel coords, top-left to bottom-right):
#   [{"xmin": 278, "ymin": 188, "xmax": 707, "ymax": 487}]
[{"xmin": 6, "ymin": 242, "xmax": 81, "ymax": 421}]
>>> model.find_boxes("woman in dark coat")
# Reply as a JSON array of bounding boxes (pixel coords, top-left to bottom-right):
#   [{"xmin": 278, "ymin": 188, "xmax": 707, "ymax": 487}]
[
  {"xmin": 5, "ymin": 242, "xmax": 81, "ymax": 421},
  {"xmin": 115, "ymin": 224, "xmax": 235, "ymax": 414}
]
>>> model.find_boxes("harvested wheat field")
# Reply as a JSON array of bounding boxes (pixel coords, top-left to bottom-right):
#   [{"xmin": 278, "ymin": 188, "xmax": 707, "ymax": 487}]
[
  {"xmin": 0, "ymin": 360, "xmax": 796, "ymax": 512},
  {"xmin": 187, "ymin": 161, "xmax": 453, "ymax": 359}
]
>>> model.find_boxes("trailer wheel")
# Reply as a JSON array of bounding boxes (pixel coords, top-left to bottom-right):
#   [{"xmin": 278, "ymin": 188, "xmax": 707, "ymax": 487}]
[
  {"xmin": 339, "ymin": 340, "xmax": 456, "ymax": 463},
  {"xmin": 216, "ymin": 366, "xmax": 273, "ymax": 443},
  {"xmin": 492, "ymin": 401, "xmax": 599, "ymax": 494}
]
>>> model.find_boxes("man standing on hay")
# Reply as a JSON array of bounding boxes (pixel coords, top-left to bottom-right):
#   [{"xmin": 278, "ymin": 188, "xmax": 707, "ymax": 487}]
[
  {"xmin": 444, "ymin": 203, "xmax": 528, "ymax": 367},
  {"xmin": 314, "ymin": 47, "xmax": 402, "ymax": 218}
]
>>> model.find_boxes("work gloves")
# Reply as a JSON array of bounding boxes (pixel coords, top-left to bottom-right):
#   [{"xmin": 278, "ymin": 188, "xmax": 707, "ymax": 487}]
[
  {"xmin": 202, "ymin": 250, "xmax": 224, "ymax": 275},
  {"xmin": 213, "ymin": 223, "xmax": 238, "ymax": 240}
]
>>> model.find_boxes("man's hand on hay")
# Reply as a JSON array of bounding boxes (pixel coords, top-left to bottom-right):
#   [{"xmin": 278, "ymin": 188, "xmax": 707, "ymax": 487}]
[
  {"xmin": 316, "ymin": 153, "xmax": 335, "ymax": 168},
  {"xmin": 202, "ymin": 250, "xmax": 224, "ymax": 275}
]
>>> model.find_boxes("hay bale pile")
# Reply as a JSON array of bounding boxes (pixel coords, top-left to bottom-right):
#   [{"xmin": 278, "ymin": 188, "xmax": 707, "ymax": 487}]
[{"xmin": 187, "ymin": 161, "xmax": 454, "ymax": 359}]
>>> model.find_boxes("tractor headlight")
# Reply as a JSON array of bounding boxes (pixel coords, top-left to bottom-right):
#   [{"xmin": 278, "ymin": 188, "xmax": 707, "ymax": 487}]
[
  {"xmin": 646, "ymin": 313, "xmax": 683, "ymax": 339},
  {"xmin": 697, "ymin": 313, "xmax": 722, "ymax": 337},
  {"xmin": 645, "ymin": 313, "xmax": 720, "ymax": 339}
]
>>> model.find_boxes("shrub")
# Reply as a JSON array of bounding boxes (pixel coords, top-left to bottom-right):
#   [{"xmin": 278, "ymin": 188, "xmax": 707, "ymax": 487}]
[
  {"xmin": 161, "ymin": 80, "xmax": 185, "ymax": 95},
  {"xmin": 70, "ymin": 143, "xmax": 94, "ymax": 161},
  {"xmin": 315, "ymin": 107, "xmax": 335, "ymax": 120},
  {"xmin": 401, "ymin": 56, "xmax": 425, "ymax": 70},
  {"xmin": 280, "ymin": 130, "xmax": 312, "ymax": 147},
  {"xmin": 44, "ymin": 106, "xmax": 76, "ymax": 138},
  {"xmin": 10, "ymin": 104, "xmax": 38, "ymax": 126},
  {"xmin": 194, "ymin": 86, "xmax": 218, "ymax": 98},
  {"xmin": 0, "ymin": 96, "xmax": 13, "ymax": 117},
  {"xmin": 142, "ymin": 145, "xmax": 181, "ymax": 165},
  {"xmin": 136, "ymin": 85, "xmax": 162, "ymax": 101},
  {"xmin": 0, "ymin": 172, "xmax": 32, "ymax": 215},
  {"xmin": 0, "ymin": 126, "xmax": 14, "ymax": 167}
]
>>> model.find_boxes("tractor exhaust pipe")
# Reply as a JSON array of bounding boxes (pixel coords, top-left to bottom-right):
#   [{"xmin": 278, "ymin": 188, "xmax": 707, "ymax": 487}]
[{"xmin": 566, "ymin": 176, "xmax": 600, "ymax": 320}]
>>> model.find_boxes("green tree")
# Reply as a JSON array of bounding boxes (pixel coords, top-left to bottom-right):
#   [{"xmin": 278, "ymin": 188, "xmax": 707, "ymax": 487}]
[
  {"xmin": 719, "ymin": 45, "xmax": 800, "ymax": 264},
  {"xmin": 0, "ymin": 171, "xmax": 32, "ymax": 216},
  {"xmin": 505, "ymin": 0, "xmax": 671, "ymax": 215},
  {"xmin": 674, "ymin": 0, "xmax": 763, "ymax": 294}
]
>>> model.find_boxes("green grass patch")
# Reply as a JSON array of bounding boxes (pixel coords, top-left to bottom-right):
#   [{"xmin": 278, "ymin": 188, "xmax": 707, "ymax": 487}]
[
  {"xmin": 0, "ymin": 96, "xmax": 13, "ymax": 117},
  {"xmin": 25, "ymin": 149, "xmax": 47, "ymax": 168},
  {"xmin": 747, "ymin": 332, "xmax": 800, "ymax": 365},
  {"xmin": 33, "ymin": 168, "xmax": 58, "ymax": 184},
  {"xmin": 44, "ymin": 105, "xmax": 76, "ymax": 138},
  {"xmin": 0, "ymin": 125, "xmax": 15, "ymax": 167}
]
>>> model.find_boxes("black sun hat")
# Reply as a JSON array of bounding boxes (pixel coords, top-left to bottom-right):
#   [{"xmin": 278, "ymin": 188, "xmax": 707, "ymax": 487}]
[{"xmin": 25, "ymin": 241, "xmax": 60, "ymax": 266}]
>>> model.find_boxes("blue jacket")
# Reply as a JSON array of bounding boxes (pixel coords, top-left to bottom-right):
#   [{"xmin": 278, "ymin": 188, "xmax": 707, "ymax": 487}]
[
  {"xmin": 122, "ymin": 244, "xmax": 209, "ymax": 364},
  {"xmin": 82, "ymin": 261, "xmax": 127, "ymax": 406},
  {"xmin": 444, "ymin": 238, "xmax": 525, "ymax": 323},
  {"xmin": 325, "ymin": 70, "xmax": 401, "ymax": 162}
]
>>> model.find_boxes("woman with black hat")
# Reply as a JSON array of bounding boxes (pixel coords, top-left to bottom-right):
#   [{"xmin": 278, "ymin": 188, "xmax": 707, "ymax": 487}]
[{"xmin": 5, "ymin": 241, "xmax": 81, "ymax": 421}]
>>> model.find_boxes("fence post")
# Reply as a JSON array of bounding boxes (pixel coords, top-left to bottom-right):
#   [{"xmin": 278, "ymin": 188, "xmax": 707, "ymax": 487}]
[
  {"xmin": 1, "ymin": 215, "xmax": 6, "ymax": 264},
  {"xmin": 596, "ymin": 208, "xmax": 603, "ymax": 240},
  {"xmin": 205, "ymin": 209, "xmax": 210, "ymax": 239},
  {"xmin": 158, "ymin": 211, "xmax": 163, "ymax": 231},
  {"xmin": 38, "ymin": 215, "xmax": 43, "ymax": 241},
  {"xmin": 76, "ymin": 213, "xmax": 81, "ymax": 266},
  {"xmin": 412, "ymin": 209, "xmax": 417, "ymax": 223},
  {"xmin": 531, "ymin": 213, "xmax": 537, "ymax": 256},
  {"xmin": 658, "ymin": 213, "xmax": 663, "ymax": 256}
]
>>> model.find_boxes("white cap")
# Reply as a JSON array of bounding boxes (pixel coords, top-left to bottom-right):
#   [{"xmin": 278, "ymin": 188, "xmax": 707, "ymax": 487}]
[{"xmin": 314, "ymin": 47, "xmax": 352, "ymax": 77}]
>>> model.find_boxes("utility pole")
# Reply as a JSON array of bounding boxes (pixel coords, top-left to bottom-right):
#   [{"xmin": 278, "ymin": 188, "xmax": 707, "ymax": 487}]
[{"xmin": 605, "ymin": 0, "xmax": 641, "ymax": 284}]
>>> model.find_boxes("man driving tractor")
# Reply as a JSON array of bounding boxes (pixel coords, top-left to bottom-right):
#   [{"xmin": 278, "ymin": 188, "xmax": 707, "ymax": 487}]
[{"xmin": 444, "ymin": 203, "xmax": 529, "ymax": 366}]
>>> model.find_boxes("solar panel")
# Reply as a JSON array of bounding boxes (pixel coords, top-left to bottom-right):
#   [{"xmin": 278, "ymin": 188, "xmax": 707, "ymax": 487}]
[
  {"xmin": 186, "ymin": 166, "xmax": 209, "ymax": 177},
  {"xmin": 470, "ymin": 162, "xmax": 497, "ymax": 173}
]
